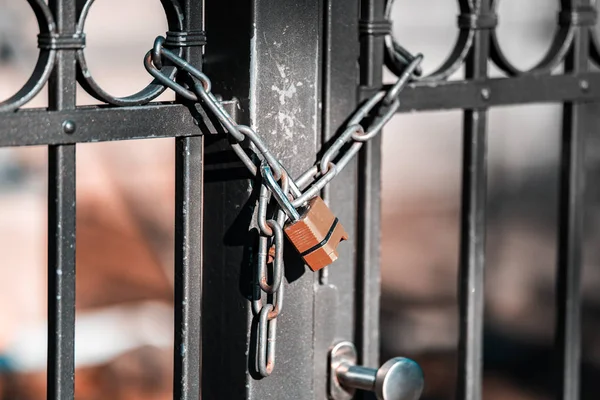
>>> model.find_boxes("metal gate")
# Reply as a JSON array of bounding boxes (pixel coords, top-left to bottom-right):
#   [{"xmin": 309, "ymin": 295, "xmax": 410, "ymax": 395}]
[{"xmin": 0, "ymin": 0, "xmax": 596, "ymax": 399}]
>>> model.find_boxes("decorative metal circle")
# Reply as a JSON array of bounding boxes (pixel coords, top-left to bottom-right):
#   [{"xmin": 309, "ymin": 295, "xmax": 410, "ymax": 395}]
[
  {"xmin": 489, "ymin": 0, "xmax": 574, "ymax": 76},
  {"xmin": 0, "ymin": 0, "xmax": 56, "ymax": 112},
  {"xmin": 590, "ymin": 28, "xmax": 600, "ymax": 67},
  {"xmin": 384, "ymin": 0, "xmax": 475, "ymax": 82},
  {"xmin": 588, "ymin": 2, "xmax": 600, "ymax": 67},
  {"xmin": 75, "ymin": 0, "xmax": 184, "ymax": 106}
]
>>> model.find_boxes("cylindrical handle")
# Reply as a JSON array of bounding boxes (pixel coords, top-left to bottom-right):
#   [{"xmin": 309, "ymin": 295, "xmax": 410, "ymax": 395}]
[
  {"xmin": 337, "ymin": 364, "xmax": 377, "ymax": 392},
  {"xmin": 329, "ymin": 342, "xmax": 424, "ymax": 400}
]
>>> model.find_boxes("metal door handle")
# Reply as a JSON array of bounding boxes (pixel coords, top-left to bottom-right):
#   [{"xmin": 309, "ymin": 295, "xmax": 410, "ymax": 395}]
[{"xmin": 329, "ymin": 341, "xmax": 424, "ymax": 400}]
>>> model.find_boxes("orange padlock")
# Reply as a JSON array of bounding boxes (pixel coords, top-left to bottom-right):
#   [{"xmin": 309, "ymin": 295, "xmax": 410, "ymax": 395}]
[
  {"xmin": 261, "ymin": 162, "xmax": 348, "ymax": 271},
  {"xmin": 284, "ymin": 196, "xmax": 348, "ymax": 271}
]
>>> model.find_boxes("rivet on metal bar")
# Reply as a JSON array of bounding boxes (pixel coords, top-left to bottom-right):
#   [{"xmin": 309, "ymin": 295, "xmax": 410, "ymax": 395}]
[
  {"xmin": 457, "ymin": 13, "xmax": 498, "ymax": 30},
  {"xmin": 558, "ymin": 7, "xmax": 598, "ymax": 28},
  {"xmin": 359, "ymin": 20, "xmax": 391, "ymax": 36},
  {"xmin": 165, "ymin": 30, "xmax": 207, "ymax": 47},
  {"xmin": 37, "ymin": 33, "xmax": 86, "ymax": 50}
]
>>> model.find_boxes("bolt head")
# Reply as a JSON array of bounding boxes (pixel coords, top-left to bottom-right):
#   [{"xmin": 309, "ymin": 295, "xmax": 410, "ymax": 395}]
[
  {"xmin": 480, "ymin": 88, "xmax": 491, "ymax": 100},
  {"xmin": 62, "ymin": 120, "xmax": 76, "ymax": 134}
]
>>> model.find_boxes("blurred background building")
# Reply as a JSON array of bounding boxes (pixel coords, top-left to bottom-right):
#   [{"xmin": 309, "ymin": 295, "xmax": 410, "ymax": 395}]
[{"xmin": 0, "ymin": 0, "xmax": 599, "ymax": 399}]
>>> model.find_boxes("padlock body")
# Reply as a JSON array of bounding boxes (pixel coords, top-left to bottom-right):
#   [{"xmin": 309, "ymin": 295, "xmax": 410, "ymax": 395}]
[{"xmin": 284, "ymin": 196, "xmax": 348, "ymax": 271}]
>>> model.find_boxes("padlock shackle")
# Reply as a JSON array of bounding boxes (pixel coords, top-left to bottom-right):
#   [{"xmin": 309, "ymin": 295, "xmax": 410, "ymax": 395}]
[{"xmin": 261, "ymin": 162, "xmax": 301, "ymax": 222}]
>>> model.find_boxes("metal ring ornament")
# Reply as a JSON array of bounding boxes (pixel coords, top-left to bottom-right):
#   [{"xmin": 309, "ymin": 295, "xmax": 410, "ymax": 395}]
[
  {"xmin": 584, "ymin": 6, "xmax": 600, "ymax": 67},
  {"xmin": 489, "ymin": 0, "xmax": 575, "ymax": 76},
  {"xmin": 384, "ymin": 0, "xmax": 475, "ymax": 82},
  {"xmin": 0, "ymin": 0, "xmax": 57, "ymax": 112},
  {"xmin": 590, "ymin": 28, "xmax": 600, "ymax": 67},
  {"xmin": 75, "ymin": 0, "xmax": 185, "ymax": 106}
]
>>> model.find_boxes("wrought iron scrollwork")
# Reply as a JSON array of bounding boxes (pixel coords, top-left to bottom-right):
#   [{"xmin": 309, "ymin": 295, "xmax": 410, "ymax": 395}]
[
  {"xmin": 3, "ymin": 0, "xmax": 600, "ymax": 112},
  {"xmin": 489, "ymin": 0, "xmax": 578, "ymax": 76},
  {"xmin": 384, "ymin": 0, "xmax": 600, "ymax": 81},
  {"xmin": 0, "ymin": 0, "xmax": 202, "ymax": 110},
  {"xmin": 0, "ymin": 0, "xmax": 56, "ymax": 112},
  {"xmin": 74, "ymin": 0, "xmax": 186, "ymax": 106}
]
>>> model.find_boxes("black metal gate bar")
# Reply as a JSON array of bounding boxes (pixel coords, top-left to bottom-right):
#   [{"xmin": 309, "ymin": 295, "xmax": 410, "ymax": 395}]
[
  {"xmin": 174, "ymin": 134, "xmax": 203, "ymax": 400},
  {"xmin": 313, "ymin": 0, "xmax": 361, "ymax": 394},
  {"xmin": 556, "ymin": 2, "xmax": 590, "ymax": 399},
  {"xmin": 392, "ymin": 72, "xmax": 600, "ymax": 112},
  {"xmin": 201, "ymin": 1, "xmax": 251, "ymax": 398},
  {"xmin": 457, "ymin": 1, "xmax": 490, "ymax": 400},
  {"xmin": 47, "ymin": 0, "xmax": 77, "ymax": 399},
  {"xmin": 202, "ymin": 0, "xmax": 326, "ymax": 398},
  {"xmin": 173, "ymin": 2, "xmax": 205, "ymax": 399},
  {"xmin": 357, "ymin": 0, "xmax": 385, "ymax": 372},
  {"xmin": 243, "ymin": 1, "xmax": 321, "ymax": 397},
  {"xmin": 0, "ymin": 102, "xmax": 237, "ymax": 147},
  {"xmin": 173, "ymin": 1, "xmax": 204, "ymax": 399}
]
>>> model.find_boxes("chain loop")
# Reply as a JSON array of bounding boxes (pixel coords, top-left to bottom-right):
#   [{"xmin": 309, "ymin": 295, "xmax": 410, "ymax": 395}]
[
  {"xmin": 261, "ymin": 163, "xmax": 301, "ymax": 221},
  {"xmin": 257, "ymin": 304, "xmax": 277, "ymax": 377},
  {"xmin": 152, "ymin": 36, "xmax": 165, "ymax": 70},
  {"xmin": 253, "ymin": 164, "xmax": 289, "ymax": 377},
  {"xmin": 257, "ymin": 185, "xmax": 274, "ymax": 236},
  {"xmin": 257, "ymin": 220, "xmax": 284, "ymax": 294},
  {"xmin": 291, "ymin": 163, "xmax": 337, "ymax": 208},
  {"xmin": 383, "ymin": 53, "xmax": 423, "ymax": 105},
  {"xmin": 320, "ymin": 125, "xmax": 363, "ymax": 174}
]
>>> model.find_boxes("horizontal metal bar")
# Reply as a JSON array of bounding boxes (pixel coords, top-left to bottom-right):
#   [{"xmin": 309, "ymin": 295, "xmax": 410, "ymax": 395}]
[
  {"xmin": 385, "ymin": 72, "xmax": 600, "ymax": 112},
  {"xmin": 0, "ymin": 100, "xmax": 238, "ymax": 147}
]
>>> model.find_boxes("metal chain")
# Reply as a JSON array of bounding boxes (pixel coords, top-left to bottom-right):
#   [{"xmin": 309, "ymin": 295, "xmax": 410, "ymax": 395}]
[{"xmin": 144, "ymin": 35, "xmax": 422, "ymax": 378}]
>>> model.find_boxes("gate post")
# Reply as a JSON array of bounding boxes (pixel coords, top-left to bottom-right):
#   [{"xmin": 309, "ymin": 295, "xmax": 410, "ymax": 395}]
[{"xmin": 202, "ymin": 0, "xmax": 366, "ymax": 398}]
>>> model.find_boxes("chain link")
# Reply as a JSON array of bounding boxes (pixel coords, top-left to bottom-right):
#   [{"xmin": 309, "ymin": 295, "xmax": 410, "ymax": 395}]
[
  {"xmin": 253, "ymin": 176, "xmax": 287, "ymax": 376},
  {"xmin": 145, "ymin": 34, "xmax": 422, "ymax": 378}
]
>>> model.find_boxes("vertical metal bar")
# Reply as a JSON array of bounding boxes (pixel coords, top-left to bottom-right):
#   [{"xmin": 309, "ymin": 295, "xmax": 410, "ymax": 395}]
[
  {"xmin": 457, "ymin": 2, "xmax": 491, "ymax": 400},
  {"xmin": 174, "ymin": 137, "xmax": 203, "ymax": 400},
  {"xmin": 313, "ymin": 0, "xmax": 360, "ymax": 395},
  {"xmin": 556, "ymin": 2, "xmax": 590, "ymax": 399},
  {"xmin": 202, "ymin": 2, "xmax": 252, "ymax": 398},
  {"xmin": 203, "ymin": 0, "xmax": 320, "ymax": 398},
  {"xmin": 246, "ymin": 2, "xmax": 320, "ymax": 397},
  {"xmin": 47, "ymin": 1, "xmax": 77, "ymax": 399},
  {"xmin": 173, "ymin": 1, "xmax": 204, "ymax": 399},
  {"xmin": 357, "ymin": 0, "xmax": 386, "ymax": 371}
]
